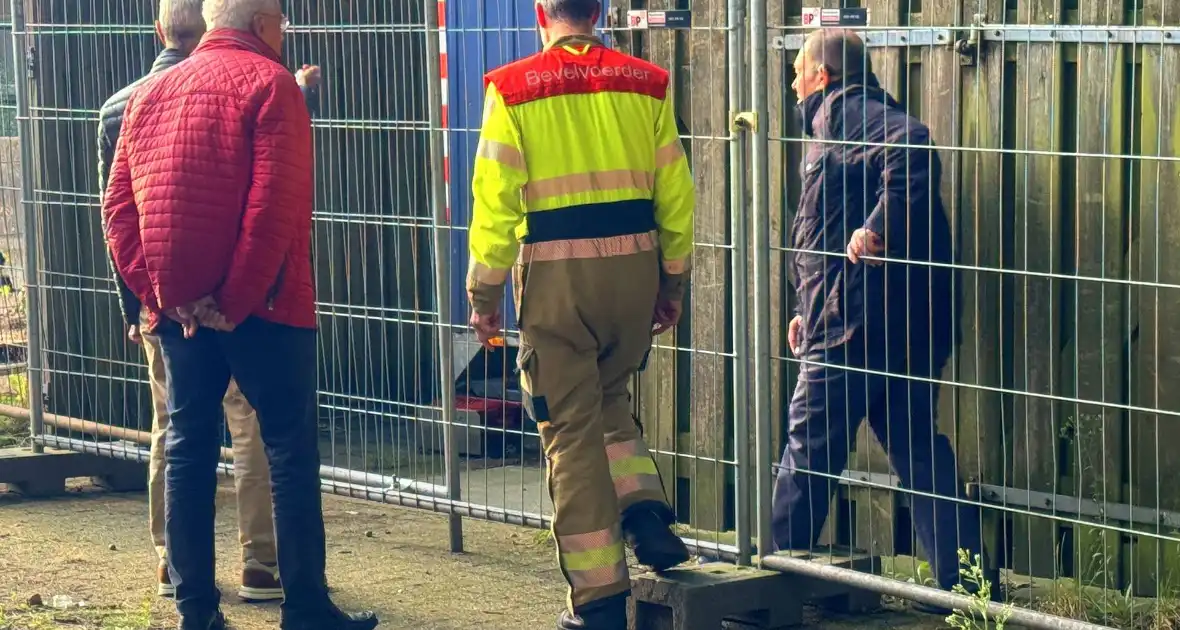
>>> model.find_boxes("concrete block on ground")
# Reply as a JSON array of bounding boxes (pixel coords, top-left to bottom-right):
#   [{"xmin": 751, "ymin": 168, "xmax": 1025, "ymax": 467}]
[
  {"xmin": 0, "ymin": 447, "xmax": 147, "ymax": 497},
  {"xmin": 629, "ymin": 563, "xmax": 804, "ymax": 630}
]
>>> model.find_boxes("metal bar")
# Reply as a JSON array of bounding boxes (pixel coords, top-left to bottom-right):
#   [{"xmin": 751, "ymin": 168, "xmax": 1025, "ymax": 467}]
[
  {"xmin": 773, "ymin": 28, "xmax": 954, "ymax": 51},
  {"xmin": 323, "ymin": 478, "xmax": 744, "ymax": 563},
  {"xmin": 727, "ymin": 0, "xmax": 751, "ymax": 568},
  {"xmin": 10, "ymin": 0, "xmax": 43, "ymax": 454},
  {"xmin": 760, "ymin": 554, "xmax": 1117, "ymax": 630},
  {"xmin": 772, "ymin": 25, "xmax": 1180, "ymax": 52},
  {"xmin": 32, "ymin": 434, "xmax": 449, "ymax": 498},
  {"xmin": 979, "ymin": 25, "xmax": 1180, "ymax": 45},
  {"xmin": 423, "ymin": 0, "xmax": 463, "ymax": 554},
  {"xmin": 749, "ymin": 0, "xmax": 774, "ymax": 563},
  {"xmin": 968, "ymin": 483, "xmax": 1180, "ymax": 530}
]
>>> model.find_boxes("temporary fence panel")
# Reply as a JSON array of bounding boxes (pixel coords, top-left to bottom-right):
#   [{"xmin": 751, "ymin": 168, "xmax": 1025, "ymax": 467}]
[
  {"xmin": 438, "ymin": 0, "xmax": 545, "ymax": 526},
  {"xmin": 283, "ymin": 1, "xmax": 442, "ymax": 500},
  {"xmin": 24, "ymin": 1, "xmax": 158, "ymax": 440},
  {"xmin": 13, "ymin": 0, "xmax": 450, "ymax": 498}
]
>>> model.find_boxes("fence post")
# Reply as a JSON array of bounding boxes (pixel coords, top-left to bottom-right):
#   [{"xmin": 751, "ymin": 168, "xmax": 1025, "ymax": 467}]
[
  {"xmin": 748, "ymin": 0, "xmax": 774, "ymax": 561},
  {"xmin": 10, "ymin": 0, "xmax": 43, "ymax": 454},
  {"xmin": 728, "ymin": 0, "xmax": 752, "ymax": 566},
  {"xmin": 424, "ymin": 0, "xmax": 462, "ymax": 553}
]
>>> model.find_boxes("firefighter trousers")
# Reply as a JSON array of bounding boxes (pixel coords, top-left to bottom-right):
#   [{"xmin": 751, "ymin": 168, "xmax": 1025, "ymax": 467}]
[{"xmin": 514, "ymin": 246, "xmax": 673, "ymax": 614}]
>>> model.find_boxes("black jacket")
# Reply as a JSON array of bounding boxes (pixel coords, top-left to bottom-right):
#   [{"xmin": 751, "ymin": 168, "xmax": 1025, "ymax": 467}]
[
  {"xmin": 97, "ymin": 48, "xmax": 322, "ymax": 326},
  {"xmin": 790, "ymin": 73, "xmax": 957, "ymax": 357}
]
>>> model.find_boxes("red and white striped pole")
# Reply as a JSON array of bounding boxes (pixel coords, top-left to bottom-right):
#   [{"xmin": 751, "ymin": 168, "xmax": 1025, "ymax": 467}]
[{"xmin": 436, "ymin": 0, "xmax": 451, "ymax": 224}]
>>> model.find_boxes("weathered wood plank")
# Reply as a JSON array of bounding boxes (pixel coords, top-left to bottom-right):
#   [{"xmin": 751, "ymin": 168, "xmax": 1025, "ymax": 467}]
[
  {"xmin": 1131, "ymin": 0, "xmax": 1180, "ymax": 598},
  {"xmin": 954, "ymin": 0, "xmax": 1010, "ymax": 584},
  {"xmin": 1010, "ymin": 0, "xmax": 1064, "ymax": 581},
  {"xmin": 683, "ymin": 0, "xmax": 732, "ymax": 533},
  {"xmin": 1068, "ymin": 0, "xmax": 1127, "ymax": 592}
]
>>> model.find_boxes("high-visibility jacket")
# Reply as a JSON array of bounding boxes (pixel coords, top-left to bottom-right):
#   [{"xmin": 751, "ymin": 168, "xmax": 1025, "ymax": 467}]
[{"xmin": 466, "ymin": 34, "xmax": 695, "ymax": 312}]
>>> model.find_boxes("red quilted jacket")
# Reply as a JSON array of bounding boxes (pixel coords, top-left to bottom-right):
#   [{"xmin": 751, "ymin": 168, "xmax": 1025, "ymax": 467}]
[{"xmin": 102, "ymin": 29, "xmax": 316, "ymax": 331}]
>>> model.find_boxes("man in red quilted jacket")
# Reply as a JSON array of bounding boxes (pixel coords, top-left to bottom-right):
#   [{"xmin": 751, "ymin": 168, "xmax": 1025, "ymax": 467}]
[{"xmin": 101, "ymin": 2, "xmax": 378, "ymax": 629}]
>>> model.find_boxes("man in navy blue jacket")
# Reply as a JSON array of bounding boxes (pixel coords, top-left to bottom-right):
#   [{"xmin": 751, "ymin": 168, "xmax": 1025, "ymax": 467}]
[{"xmin": 773, "ymin": 28, "xmax": 997, "ymax": 612}]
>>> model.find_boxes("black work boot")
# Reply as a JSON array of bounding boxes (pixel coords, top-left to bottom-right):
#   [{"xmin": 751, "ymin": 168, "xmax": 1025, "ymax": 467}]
[
  {"xmin": 621, "ymin": 503, "xmax": 690, "ymax": 571},
  {"xmin": 178, "ymin": 608, "xmax": 227, "ymax": 630},
  {"xmin": 556, "ymin": 594, "xmax": 628, "ymax": 630},
  {"xmin": 280, "ymin": 605, "xmax": 379, "ymax": 630}
]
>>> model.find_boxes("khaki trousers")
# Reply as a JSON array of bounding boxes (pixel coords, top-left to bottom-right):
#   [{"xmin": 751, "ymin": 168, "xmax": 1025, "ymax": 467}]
[
  {"xmin": 515, "ymin": 248, "xmax": 673, "ymax": 614},
  {"xmin": 143, "ymin": 322, "xmax": 277, "ymax": 565}
]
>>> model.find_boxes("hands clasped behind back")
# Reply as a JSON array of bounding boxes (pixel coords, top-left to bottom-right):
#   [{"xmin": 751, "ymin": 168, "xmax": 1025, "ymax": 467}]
[{"xmin": 165, "ymin": 296, "xmax": 236, "ymax": 338}]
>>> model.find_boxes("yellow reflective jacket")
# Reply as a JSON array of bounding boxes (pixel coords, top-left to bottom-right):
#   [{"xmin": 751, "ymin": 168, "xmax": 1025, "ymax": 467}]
[{"xmin": 466, "ymin": 34, "xmax": 695, "ymax": 310}]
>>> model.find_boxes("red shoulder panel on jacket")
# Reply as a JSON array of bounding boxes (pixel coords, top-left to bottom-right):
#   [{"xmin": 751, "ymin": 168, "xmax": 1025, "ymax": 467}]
[{"xmin": 485, "ymin": 45, "xmax": 669, "ymax": 106}]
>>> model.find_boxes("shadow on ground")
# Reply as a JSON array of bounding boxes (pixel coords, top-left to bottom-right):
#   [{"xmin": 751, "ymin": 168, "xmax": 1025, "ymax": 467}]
[{"xmin": 0, "ymin": 481, "xmax": 948, "ymax": 629}]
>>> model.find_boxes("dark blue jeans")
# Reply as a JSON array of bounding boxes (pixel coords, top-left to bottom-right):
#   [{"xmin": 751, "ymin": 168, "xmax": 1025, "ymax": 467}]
[
  {"xmin": 157, "ymin": 317, "xmax": 330, "ymax": 620},
  {"xmin": 771, "ymin": 337, "xmax": 986, "ymax": 590}
]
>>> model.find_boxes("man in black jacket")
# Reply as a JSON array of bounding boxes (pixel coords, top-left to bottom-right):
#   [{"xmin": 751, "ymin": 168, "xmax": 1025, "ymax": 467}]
[
  {"xmin": 96, "ymin": 0, "xmax": 322, "ymax": 608},
  {"xmin": 772, "ymin": 28, "xmax": 997, "ymax": 612}
]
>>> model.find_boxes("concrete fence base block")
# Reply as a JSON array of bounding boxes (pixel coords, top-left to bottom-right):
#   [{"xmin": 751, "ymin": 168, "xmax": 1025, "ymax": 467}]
[
  {"xmin": 0, "ymin": 447, "xmax": 147, "ymax": 497},
  {"xmin": 628, "ymin": 563, "xmax": 804, "ymax": 630}
]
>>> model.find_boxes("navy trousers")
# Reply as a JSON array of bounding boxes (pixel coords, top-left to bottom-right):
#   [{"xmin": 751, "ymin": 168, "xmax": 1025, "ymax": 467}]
[
  {"xmin": 157, "ymin": 317, "xmax": 331, "ymax": 620},
  {"xmin": 771, "ymin": 337, "xmax": 986, "ymax": 590}
]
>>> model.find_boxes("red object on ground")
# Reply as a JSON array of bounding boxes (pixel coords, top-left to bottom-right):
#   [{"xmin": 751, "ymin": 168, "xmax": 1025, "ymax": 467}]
[{"xmin": 455, "ymin": 395, "xmax": 523, "ymax": 429}]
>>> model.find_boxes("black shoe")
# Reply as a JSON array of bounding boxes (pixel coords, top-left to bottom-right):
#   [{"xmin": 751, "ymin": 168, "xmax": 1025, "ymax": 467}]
[
  {"xmin": 178, "ymin": 609, "xmax": 227, "ymax": 630},
  {"xmin": 621, "ymin": 505, "xmax": 690, "ymax": 571},
  {"xmin": 912, "ymin": 600, "xmax": 956, "ymax": 616},
  {"xmin": 912, "ymin": 578, "xmax": 1005, "ymax": 616},
  {"xmin": 556, "ymin": 596, "xmax": 627, "ymax": 630},
  {"xmin": 281, "ymin": 606, "xmax": 379, "ymax": 630}
]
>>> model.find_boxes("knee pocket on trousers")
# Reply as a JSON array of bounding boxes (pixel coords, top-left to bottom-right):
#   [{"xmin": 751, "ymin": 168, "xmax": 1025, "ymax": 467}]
[
  {"xmin": 516, "ymin": 345, "xmax": 551, "ymax": 424},
  {"xmin": 526, "ymin": 395, "xmax": 551, "ymax": 424}
]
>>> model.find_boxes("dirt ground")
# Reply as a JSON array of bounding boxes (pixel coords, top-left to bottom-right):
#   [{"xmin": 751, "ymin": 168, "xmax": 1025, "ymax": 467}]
[{"xmin": 0, "ymin": 481, "xmax": 949, "ymax": 630}]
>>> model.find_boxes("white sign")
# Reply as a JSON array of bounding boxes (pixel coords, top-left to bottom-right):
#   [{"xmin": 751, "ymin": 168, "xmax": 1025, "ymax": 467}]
[
  {"xmin": 627, "ymin": 9, "xmax": 648, "ymax": 29},
  {"xmin": 801, "ymin": 7, "xmax": 872, "ymax": 27}
]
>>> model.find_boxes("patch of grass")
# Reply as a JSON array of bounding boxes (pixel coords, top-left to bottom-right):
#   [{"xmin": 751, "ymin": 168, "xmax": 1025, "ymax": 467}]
[
  {"xmin": 0, "ymin": 372, "xmax": 28, "ymax": 407},
  {"xmin": 0, "ymin": 413, "xmax": 25, "ymax": 448},
  {"xmin": 1029, "ymin": 579, "xmax": 1180, "ymax": 630},
  {"xmin": 0, "ymin": 599, "xmax": 156, "ymax": 630}
]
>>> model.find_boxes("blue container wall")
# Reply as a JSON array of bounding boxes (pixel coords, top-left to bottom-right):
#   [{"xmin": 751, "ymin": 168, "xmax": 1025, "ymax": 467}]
[{"xmin": 444, "ymin": 1, "xmax": 612, "ymax": 328}]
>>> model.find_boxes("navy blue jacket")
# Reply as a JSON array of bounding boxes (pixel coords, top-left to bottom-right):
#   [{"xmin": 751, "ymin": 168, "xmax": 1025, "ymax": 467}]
[{"xmin": 789, "ymin": 73, "xmax": 958, "ymax": 358}]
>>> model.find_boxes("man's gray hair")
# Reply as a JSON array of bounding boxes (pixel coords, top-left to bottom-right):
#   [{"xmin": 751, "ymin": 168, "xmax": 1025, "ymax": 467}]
[
  {"xmin": 158, "ymin": 0, "xmax": 204, "ymax": 44},
  {"xmin": 537, "ymin": 0, "xmax": 600, "ymax": 23},
  {"xmin": 202, "ymin": 0, "xmax": 280, "ymax": 31}
]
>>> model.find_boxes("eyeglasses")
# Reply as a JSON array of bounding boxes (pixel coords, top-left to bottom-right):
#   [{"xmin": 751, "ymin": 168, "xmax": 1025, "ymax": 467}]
[{"xmin": 258, "ymin": 11, "xmax": 290, "ymax": 33}]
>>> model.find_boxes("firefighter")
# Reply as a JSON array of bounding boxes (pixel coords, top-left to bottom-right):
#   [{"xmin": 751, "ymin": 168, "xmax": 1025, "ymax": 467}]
[{"xmin": 465, "ymin": 1, "xmax": 696, "ymax": 628}]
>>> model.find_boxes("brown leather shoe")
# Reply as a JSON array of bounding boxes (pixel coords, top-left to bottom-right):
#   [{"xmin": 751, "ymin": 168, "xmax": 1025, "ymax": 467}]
[
  {"xmin": 237, "ymin": 560, "xmax": 284, "ymax": 602},
  {"xmin": 157, "ymin": 561, "xmax": 176, "ymax": 598}
]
